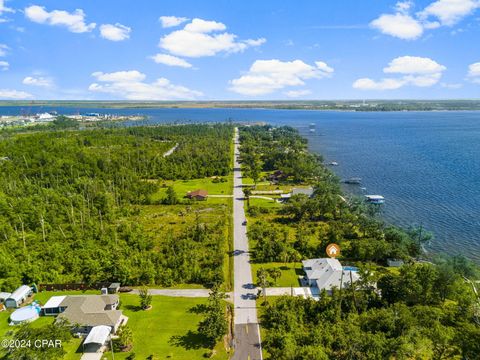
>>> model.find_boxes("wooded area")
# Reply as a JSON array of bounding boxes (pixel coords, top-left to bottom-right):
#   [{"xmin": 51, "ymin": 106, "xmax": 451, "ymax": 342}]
[{"xmin": 0, "ymin": 124, "xmax": 233, "ymax": 290}]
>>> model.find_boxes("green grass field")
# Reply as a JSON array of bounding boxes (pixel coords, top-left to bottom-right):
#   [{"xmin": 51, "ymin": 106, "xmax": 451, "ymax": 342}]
[
  {"xmin": 112, "ymin": 294, "xmax": 230, "ymax": 360},
  {"xmin": 152, "ymin": 177, "xmax": 233, "ymax": 202},
  {"xmin": 249, "ymin": 197, "xmax": 282, "ymax": 209},
  {"xmin": 251, "ymin": 262, "xmax": 303, "ymax": 287}
]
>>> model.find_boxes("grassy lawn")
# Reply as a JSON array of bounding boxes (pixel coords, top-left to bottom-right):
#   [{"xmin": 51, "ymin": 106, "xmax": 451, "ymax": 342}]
[
  {"xmin": 249, "ymin": 197, "xmax": 282, "ymax": 209},
  {"xmin": 152, "ymin": 177, "xmax": 233, "ymax": 202},
  {"xmin": 251, "ymin": 262, "xmax": 303, "ymax": 288},
  {"xmin": 112, "ymin": 294, "xmax": 230, "ymax": 360}
]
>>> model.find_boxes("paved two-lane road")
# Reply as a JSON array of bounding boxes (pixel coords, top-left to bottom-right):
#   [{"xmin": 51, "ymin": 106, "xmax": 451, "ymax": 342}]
[{"xmin": 232, "ymin": 128, "xmax": 263, "ymax": 360}]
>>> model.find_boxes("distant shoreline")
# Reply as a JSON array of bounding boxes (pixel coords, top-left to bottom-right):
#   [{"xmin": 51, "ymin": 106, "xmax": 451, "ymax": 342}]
[{"xmin": 2, "ymin": 100, "xmax": 480, "ymax": 112}]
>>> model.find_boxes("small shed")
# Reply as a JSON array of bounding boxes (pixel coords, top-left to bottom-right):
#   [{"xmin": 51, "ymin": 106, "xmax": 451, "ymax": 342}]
[
  {"xmin": 0, "ymin": 292, "xmax": 11, "ymax": 303},
  {"xmin": 5, "ymin": 286, "xmax": 32, "ymax": 309},
  {"xmin": 186, "ymin": 189, "xmax": 208, "ymax": 201},
  {"xmin": 108, "ymin": 283, "xmax": 121, "ymax": 294}
]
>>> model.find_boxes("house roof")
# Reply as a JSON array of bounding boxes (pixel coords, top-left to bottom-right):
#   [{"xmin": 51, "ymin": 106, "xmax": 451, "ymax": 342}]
[
  {"xmin": 84, "ymin": 325, "xmax": 112, "ymax": 345},
  {"xmin": 188, "ymin": 189, "xmax": 208, "ymax": 197},
  {"xmin": 7, "ymin": 286, "xmax": 31, "ymax": 302},
  {"xmin": 302, "ymin": 258, "xmax": 359, "ymax": 291},
  {"xmin": 43, "ymin": 296, "xmax": 66, "ymax": 309},
  {"xmin": 292, "ymin": 187, "xmax": 314, "ymax": 197},
  {"xmin": 57, "ymin": 295, "xmax": 122, "ymax": 328}
]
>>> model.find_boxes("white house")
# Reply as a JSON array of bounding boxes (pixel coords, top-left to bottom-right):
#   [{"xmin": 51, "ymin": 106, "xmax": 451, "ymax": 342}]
[
  {"xmin": 4, "ymin": 285, "xmax": 33, "ymax": 309},
  {"xmin": 302, "ymin": 258, "xmax": 360, "ymax": 293},
  {"xmin": 280, "ymin": 187, "xmax": 315, "ymax": 201}
]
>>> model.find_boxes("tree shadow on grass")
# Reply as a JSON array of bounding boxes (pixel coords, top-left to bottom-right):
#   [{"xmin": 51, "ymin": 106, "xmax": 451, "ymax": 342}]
[
  {"xmin": 169, "ymin": 330, "xmax": 211, "ymax": 350},
  {"xmin": 124, "ymin": 304, "xmax": 142, "ymax": 312}
]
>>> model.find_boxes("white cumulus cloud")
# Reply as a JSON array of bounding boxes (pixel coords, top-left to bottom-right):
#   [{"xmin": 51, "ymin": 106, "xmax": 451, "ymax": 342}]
[
  {"xmin": 88, "ymin": 70, "xmax": 202, "ymax": 100},
  {"xmin": 418, "ymin": 0, "xmax": 480, "ymax": 26},
  {"xmin": 150, "ymin": 54, "xmax": 192, "ymax": 68},
  {"xmin": 159, "ymin": 18, "xmax": 265, "ymax": 58},
  {"xmin": 384, "ymin": 55, "xmax": 446, "ymax": 74},
  {"xmin": 22, "ymin": 76, "xmax": 54, "ymax": 87},
  {"xmin": 370, "ymin": 13, "xmax": 423, "ymax": 40},
  {"xmin": 159, "ymin": 16, "xmax": 189, "ymax": 28},
  {"xmin": 353, "ymin": 56, "xmax": 446, "ymax": 90},
  {"xmin": 229, "ymin": 59, "xmax": 333, "ymax": 96},
  {"xmin": 0, "ymin": 60, "xmax": 8, "ymax": 70},
  {"xmin": 24, "ymin": 5, "xmax": 96, "ymax": 33},
  {"xmin": 468, "ymin": 62, "xmax": 480, "ymax": 83},
  {"xmin": 371, "ymin": 0, "xmax": 480, "ymax": 40},
  {"xmin": 100, "ymin": 23, "xmax": 131, "ymax": 41},
  {"xmin": 0, "ymin": 89, "xmax": 33, "ymax": 99}
]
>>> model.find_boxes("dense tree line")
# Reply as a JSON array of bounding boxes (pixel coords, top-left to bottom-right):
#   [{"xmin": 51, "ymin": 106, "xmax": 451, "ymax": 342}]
[
  {"xmin": 261, "ymin": 261, "xmax": 480, "ymax": 359},
  {"xmin": 0, "ymin": 124, "xmax": 232, "ymax": 290}
]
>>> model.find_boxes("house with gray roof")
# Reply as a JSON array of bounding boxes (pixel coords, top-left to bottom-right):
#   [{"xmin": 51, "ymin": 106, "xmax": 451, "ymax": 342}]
[
  {"xmin": 302, "ymin": 258, "xmax": 360, "ymax": 293},
  {"xmin": 43, "ymin": 295, "xmax": 125, "ymax": 334}
]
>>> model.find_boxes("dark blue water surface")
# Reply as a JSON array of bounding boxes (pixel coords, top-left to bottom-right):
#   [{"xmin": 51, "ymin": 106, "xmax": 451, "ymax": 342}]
[{"xmin": 2, "ymin": 106, "xmax": 479, "ymax": 261}]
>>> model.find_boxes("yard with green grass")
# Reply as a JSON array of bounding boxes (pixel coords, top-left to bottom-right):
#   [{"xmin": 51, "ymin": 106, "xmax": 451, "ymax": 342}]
[
  {"xmin": 251, "ymin": 262, "xmax": 303, "ymax": 287},
  {"xmin": 109, "ymin": 294, "xmax": 230, "ymax": 360},
  {"xmin": 151, "ymin": 176, "xmax": 233, "ymax": 202}
]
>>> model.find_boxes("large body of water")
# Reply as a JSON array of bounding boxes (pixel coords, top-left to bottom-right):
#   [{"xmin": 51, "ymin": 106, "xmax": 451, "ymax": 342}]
[{"xmin": 2, "ymin": 106, "xmax": 479, "ymax": 261}]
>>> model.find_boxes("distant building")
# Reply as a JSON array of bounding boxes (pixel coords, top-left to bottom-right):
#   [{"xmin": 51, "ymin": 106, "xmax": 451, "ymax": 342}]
[
  {"xmin": 387, "ymin": 259, "xmax": 405, "ymax": 267},
  {"xmin": 302, "ymin": 258, "xmax": 359, "ymax": 293},
  {"xmin": 107, "ymin": 283, "xmax": 121, "ymax": 294},
  {"xmin": 4, "ymin": 285, "xmax": 32, "ymax": 309},
  {"xmin": 186, "ymin": 189, "xmax": 208, "ymax": 201},
  {"xmin": 43, "ymin": 295, "xmax": 125, "ymax": 334},
  {"xmin": 268, "ymin": 170, "xmax": 286, "ymax": 183},
  {"xmin": 280, "ymin": 187, "xmax": 315, "ymax": 201}
]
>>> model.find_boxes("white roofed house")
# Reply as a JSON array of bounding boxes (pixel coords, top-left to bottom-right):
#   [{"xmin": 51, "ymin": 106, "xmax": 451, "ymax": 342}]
[
  {"xmin": 280, "ymin": 187, "xmax": 315, "ymax": 201},
  {"xmin": 302, "ymin": 258, "xmax": 360, "ymax": 294}
]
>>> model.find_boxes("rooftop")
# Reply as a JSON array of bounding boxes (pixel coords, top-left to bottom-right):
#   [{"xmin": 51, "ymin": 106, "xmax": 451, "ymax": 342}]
[
  {"xmin": 302, "ymin": 258, "xmax": 360, "ymax": 291},
  {"xmin": 56, "ymin": 295, "xmax": 121, "ymax": 328}
]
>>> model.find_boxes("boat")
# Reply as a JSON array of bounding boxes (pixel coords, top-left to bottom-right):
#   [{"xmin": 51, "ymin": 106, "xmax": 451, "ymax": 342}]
[
  {"xmin": 328, "ymin": 161, "xmax": 339, "ymax": 166},
  {"xmin": 344, "ymin": 177, "xmax": 362, "ymax": 184},
  {"xmin": 365, "ymin": 195, "xmax": 385, "ymax": 204},
  {"xmin": 309, "ymin": 123, "xmax": 316, "ymax": 132}
]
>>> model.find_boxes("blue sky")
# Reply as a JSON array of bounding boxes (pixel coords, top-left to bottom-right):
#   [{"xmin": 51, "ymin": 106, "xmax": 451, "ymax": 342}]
[{"xmin": 0, "ymin": 0, "xmax": 479, "ymax": 100}]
